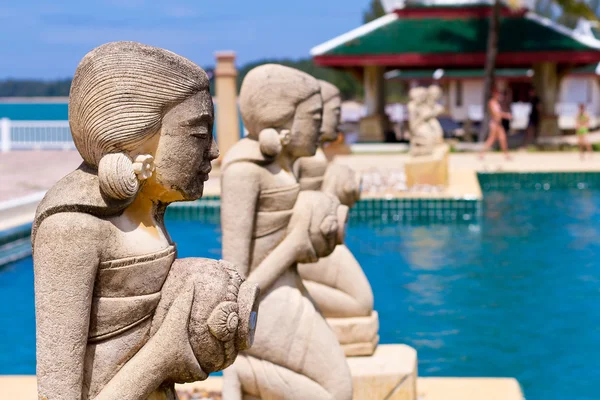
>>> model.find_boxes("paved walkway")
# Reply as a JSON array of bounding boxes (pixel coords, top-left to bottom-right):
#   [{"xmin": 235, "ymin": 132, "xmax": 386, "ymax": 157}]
[
  {"xmin": 2, "ymin": 151, "xmax": 600, "ymax": 204},
  {"xmin": 0, "ymin": 151, "xmax": 82, "ymax": 202},
  {"xmin": 0, "ymin": 376, "xmax": 524, "ymax": 400}
]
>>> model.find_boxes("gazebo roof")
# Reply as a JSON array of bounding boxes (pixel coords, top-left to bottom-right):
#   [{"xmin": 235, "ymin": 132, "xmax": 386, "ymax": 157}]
[{"xmin": 311, "ymin": 1, "xmax": 600, "ymax": 68}]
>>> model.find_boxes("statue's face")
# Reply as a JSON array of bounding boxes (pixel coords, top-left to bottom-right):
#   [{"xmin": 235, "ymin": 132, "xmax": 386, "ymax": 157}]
[
  {"xmin": 428, "ymin": 86, "xmax": 441, "ymax": 101},
  {"xmin": 283, "ymin": 93, "xmax": 323, "ymax": 158},
  {"xmin": 138, "ymin": 90, "xmax": 218, "ymax": 202},
  {"xmin": 320, "ymin": 95, "xmax": 341, "ymax": 143}
]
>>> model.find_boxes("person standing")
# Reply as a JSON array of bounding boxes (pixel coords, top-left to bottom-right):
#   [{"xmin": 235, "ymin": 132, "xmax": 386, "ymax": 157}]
[
  {"xmin": 576, "ymin": 103, "xmax": 593, "ymax": 160},
  {"xmin": 525, "ymin": 88, "xmax": 541, "ymax": 146},
  {"xmin": 479, "ymin": 87, "xmax": 512, "ymax": 160}
]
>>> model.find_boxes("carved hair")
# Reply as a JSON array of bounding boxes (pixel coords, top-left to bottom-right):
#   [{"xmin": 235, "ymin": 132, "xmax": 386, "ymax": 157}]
[
  {"xmin": 68, "ymin": 41, "xmax": 209, "ymax": 199},
  {"xmin": 318, "ymin": 80, "xmax": 341, "ymax": 104},
  {"xmin": 239, "ymin": 64, "xmax": 320, "ymax": 138}
]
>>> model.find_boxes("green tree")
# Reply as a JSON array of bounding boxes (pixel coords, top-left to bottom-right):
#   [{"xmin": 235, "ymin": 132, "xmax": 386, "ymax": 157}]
[{"xmin": 363, "ymin": 0, "xmax": 386, "ymax": 23}]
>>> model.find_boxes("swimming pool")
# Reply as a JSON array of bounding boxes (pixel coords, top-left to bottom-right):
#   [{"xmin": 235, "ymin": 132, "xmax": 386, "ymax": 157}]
[{"xmin": 1, "ymin": 186, "xmax": 599, "ymax": 400}]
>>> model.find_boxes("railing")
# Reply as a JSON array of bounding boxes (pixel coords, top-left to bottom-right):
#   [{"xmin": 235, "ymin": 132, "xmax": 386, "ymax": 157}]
[{"xmin": 0, "ymin": 118, "xmax": 74, "ymax": 152}]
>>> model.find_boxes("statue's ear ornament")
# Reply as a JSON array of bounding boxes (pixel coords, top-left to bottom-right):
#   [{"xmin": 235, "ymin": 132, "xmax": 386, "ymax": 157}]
[
  {"xmin": 279, "ymin": 129, "xmax": 292, "ymax": 146},
  {"xmin": 133, "ymin": 154, "xmax": 155, "ymax": 181}
]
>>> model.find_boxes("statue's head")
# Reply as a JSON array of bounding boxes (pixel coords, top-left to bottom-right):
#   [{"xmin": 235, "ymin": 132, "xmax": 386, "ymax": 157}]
[
  {"xmin": 239, "ymin": 64, "xmax": 322, "ymax": 159},
  {"xmin": 409, "ymin": 87, "xmax": 426, "ymax": 104},
  {"xmin": 318, "ymin": 80, "xmax": 342, "ymax": 143},
  {"xmin": 69, "ymin": 41, "xmax": 218, "ymax": 204},
  {"xmin": 428, "ymin": 85, "xmax": 442, "ymax": 101}
]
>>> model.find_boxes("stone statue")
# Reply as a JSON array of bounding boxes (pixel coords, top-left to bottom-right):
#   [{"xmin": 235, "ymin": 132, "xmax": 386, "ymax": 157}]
[
  {"xmin": 221, "ymin": 65, "xmax": 353, "ymax": 400},
  {"xmin": 408, "ymin": 86, "xmax": 444, "ymax": 156},
  {"xmin": 295, "ymin": 81, "xmax": 378, "ymax": 357},
  {"xmin": 427, "ymin": 85, "xmax": 444, "ymax": 145},
  {"xmin": 32, "ymin": 41, "xmax": 259, "ymax": 400}
]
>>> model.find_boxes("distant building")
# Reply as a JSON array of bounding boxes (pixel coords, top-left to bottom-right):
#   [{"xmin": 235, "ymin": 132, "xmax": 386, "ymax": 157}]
[
  {"xmin": 312, "ymin": 0, "xmax": 600, "ymax": 141},
  {"xmin": 385, "ymin": 63, "xmax": 600, "ymax": 131}
]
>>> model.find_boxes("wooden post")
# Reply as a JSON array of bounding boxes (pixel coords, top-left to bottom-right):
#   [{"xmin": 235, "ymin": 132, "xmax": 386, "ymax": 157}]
[
  {"xmin": 214, "ymin": 51, "xmax": 240, "ymax": 160},
  {"xmin": 532, "ymin": 62, "xmax": 570, "ymax": 137},
  {"xmin": 359, "ymin": 65, "xmax": 389, "ymax": 142}
]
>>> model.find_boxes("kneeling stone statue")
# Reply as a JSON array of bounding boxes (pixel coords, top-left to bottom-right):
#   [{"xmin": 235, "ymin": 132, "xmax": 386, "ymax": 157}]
[{"xmin": 32, "ymin": 41, "xmax": 258, "ymax": 400}]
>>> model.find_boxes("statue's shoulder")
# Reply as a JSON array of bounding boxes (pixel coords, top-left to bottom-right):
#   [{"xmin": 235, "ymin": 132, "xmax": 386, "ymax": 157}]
[
  {"xmin": 32, "ymin": 164, "xmax": 126, "ymax": 248},
  {"xmin": 34, "ymin": 210, "xmax": 105, "ymax": 253},
  {"xmin": 221, "ymin": 138, "xmax": 273, "ymax": 174}
]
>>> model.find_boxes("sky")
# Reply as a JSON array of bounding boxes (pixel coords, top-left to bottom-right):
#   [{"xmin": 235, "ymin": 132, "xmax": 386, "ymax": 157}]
[{"xmin": 0, "ymin": 0, "xmax": 370, "ymax": 80}]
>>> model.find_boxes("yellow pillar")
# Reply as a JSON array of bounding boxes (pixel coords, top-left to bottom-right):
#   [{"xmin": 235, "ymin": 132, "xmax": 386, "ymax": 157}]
[{"xmin": 214, "ymin": 51, "xmax": 241, "ymax": 160}]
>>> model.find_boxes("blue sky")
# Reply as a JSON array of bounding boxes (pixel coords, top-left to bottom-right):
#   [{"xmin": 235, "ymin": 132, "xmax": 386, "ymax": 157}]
[{"xmin": 0, "ymin": 0, "xmax": 369, "ymax": 79}]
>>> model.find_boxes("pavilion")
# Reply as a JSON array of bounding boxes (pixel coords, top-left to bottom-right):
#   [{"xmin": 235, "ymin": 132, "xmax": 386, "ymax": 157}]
[{"xmin": 311, "ymin": 0, "xmax": 600, "ymax": 141}]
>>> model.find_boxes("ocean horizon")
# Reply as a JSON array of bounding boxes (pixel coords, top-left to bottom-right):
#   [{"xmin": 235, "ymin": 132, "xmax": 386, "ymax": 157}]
[{"xmin": 0, "ymin": 99, "xmax": 245, "ymax": 136}]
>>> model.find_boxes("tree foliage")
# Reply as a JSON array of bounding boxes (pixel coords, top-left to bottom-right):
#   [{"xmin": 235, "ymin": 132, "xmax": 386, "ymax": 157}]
[
  {"xmin": 363, "ymin": 0, "xmax": 386, "ymax": 23},
  {"xmin": 0, "ymin": 79, "xmax": 71, "ymax": 97}
]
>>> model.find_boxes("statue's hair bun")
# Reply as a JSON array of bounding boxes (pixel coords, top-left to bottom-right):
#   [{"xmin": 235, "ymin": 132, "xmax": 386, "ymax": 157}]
[{"xmin": 98, "ymin": 153, "xmax": 139, "ymax": 200}]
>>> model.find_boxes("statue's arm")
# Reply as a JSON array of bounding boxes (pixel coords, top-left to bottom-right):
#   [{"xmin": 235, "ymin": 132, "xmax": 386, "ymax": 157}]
[
  {"xmin": 245, "ymin": 234, "xmax": 302, "ymax": 292},
  {"xmin": 34, "ymin": 212, "xmax": 101, "ymax": 400},
  {"xmin": 220, "ymin": 162, "xmax": 260, "ymax": 278}
]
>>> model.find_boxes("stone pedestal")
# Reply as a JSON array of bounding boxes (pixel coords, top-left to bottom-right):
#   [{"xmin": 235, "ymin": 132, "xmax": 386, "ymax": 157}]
[
  {"xmin": 404, "ymin": 144, "xmax": 449, "ymax": 188},
  {"xmin": 214, "ymin": 51, "xmax": 241, "ymax": 161},
  {"xmin": 347, "ymin": 344, "xmax": 418, "ymax": 400},
  {"xmin": 327, "ymin": 311, "xmax": 379, "ymax": 356}
]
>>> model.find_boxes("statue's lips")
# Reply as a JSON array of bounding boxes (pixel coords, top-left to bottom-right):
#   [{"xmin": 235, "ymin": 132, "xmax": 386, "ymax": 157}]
[
  {"xmin": 199, "ymin": 173, "xmax": 210, "ymax": 182},
  {"xmin": 199, "ymin": 166, "xmax": 212, "ymax": 182}
]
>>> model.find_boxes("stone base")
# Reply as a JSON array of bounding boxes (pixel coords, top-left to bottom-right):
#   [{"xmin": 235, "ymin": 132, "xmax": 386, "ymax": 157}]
[
  {"xmin": 359, "ymin": 114, "xmax": 389, "ymax": 142},
  {"xmin": 327, "ymin": 311, "xmax": 380, "ymax": 357},
  {"xmin": 404, "ymin": 144, "xmax": 449, "ymax": 188},
  {"xmin": 347, "ymin": 344, "xmax": 418, "ymax": 400}
]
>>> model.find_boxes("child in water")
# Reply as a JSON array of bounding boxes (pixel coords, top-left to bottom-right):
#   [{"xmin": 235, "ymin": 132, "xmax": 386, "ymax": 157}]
[{"xmin": 576, "ymin": 103, "xmax": 593, "ymax": 160}]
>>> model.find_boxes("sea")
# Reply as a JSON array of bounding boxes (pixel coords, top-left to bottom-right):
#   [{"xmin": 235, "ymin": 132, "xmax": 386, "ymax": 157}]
[{"xmin": 0, "ymin": 101, "xmax": 69, "ymax": 121}]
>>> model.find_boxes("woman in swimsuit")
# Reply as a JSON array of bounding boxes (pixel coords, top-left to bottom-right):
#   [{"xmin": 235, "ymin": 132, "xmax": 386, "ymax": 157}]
[
  {"xmin": 479, "ymin": 87, "xmax": 512, "ymax": 160},
  {"xmin": 576, "ymin": 103, "xmax": 593, "ymax": 160}
]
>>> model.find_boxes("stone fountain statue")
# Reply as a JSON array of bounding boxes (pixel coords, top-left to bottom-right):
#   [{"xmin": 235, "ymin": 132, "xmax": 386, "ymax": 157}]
[
  {"xmin": 408, "ymin": 85, "xmax": 444, "ymax": 156},
  {"xmin": 405, "ymin": 85, "xmax": 449, "ymax": 188},
  {"xmin": 220, "ymin": 64, "xmax": 353, "ymax": 400},
  {"xmin": 427, "ymin": 85, "xmax": 444, "ymax": 145},
  {"xmin": 295, "ymin": 80, "xmax": 378, "ymax": 357},
  {"xmin": 32, "ymin": 41, "xmax": 259, "ymax": 400}
]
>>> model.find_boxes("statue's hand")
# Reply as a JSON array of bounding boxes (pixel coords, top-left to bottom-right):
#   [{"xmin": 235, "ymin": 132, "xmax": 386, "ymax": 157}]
[
  {"xmin": 150, "ymin": 282, "xmax": 207, "ymax": 383},
  {"xmin": 288, "ymin": 227, "xmax": 318, "ymax": 264}
]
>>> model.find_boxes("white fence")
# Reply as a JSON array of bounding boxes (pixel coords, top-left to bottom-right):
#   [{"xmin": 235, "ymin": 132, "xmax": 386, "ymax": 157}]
[{"xmin": 0, "ymin": 118, "xmax": 74, "ymax": 152}]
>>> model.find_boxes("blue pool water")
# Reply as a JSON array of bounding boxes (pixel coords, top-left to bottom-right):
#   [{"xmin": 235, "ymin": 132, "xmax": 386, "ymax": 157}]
[{"xmin": 2, "ymin": 188, "xmax": 600, "ymax": 400}]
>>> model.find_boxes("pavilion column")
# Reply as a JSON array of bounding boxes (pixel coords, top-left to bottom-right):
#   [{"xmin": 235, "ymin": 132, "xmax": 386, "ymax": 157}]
[
  {"xmin": 359, "ymin": 65, "xmax": 389, "ymax": 142},
  {"xmin": 532, "ymin": 62, "xmax": 567, "ymax": 137},
  {"xmin": 214, "ymin": 51, "xmax": 241, "ymax": 160}
]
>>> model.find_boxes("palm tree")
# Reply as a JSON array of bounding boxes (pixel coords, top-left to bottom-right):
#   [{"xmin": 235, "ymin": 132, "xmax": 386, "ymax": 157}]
[{"xmin": 479, "ymin": 0, "xmax": 598, "ymax": 142}]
